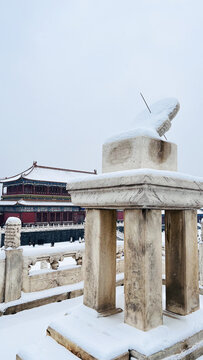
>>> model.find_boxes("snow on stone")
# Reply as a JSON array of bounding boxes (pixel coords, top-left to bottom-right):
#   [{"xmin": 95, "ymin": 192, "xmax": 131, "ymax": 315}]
[
  {"xmin": 164, "ymin": 341, "xmax": 203, "ymax": 359},
  {"xmin": 0, "ymin": 249, "xmax": 5, "ymax": 260},
  {"xmin": 0, "ymin": 285, "xmax": 202, "ymax": 360},
  {"xmin": 105, "ymin": 127, "xmax": 161, "ymax": 143},
  {"xmin": 22, "ymin": 240, "xmax": 123, "ymax": 257},
  {"xmin": 49, "ymin": 287, "xmax": 203, "ymax": 359},
  {"xmin": 105, "ymin": 97, "xmax": 180, "ymax": 143},
  {"xmin": 29, "ymin": 262, "xmax": 78, "ymax": 276},
  {"xmin": 5, "ymin": 217, "xmax": 21, "ymax": 225},
  {"xmin": 0, "ymin": 273, "xmax": 124, "ymax": 312},
  {"xmin": 67, "ymin": 167, "xmax": 203, "ymax": 187},
  {"xmin": 22, "ymin": 241, "xmax": 85, "ymax": 257},
  {"xmin": 17, "ymin": 336, "xmax": 79, "ymax": 360},
  {"xmin": 0, "ymin": 281, "xmax": 84, "ymax": 312}
]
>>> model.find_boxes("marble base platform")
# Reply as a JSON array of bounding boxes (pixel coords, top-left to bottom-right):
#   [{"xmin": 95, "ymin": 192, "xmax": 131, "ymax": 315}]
[
  {"xmin": 44, "ymin": 288, "xmax": 203, "ymax": 360},
  {"xmin": 16, "ymin": 287, "xmax": 203, "ymax": 359}
]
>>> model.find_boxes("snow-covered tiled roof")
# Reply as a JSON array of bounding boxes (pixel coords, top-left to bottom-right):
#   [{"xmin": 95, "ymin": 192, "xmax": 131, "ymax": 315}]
[
  {"xmin": 0, "ymin": 163, "xmax": 97, "ymax": 184},
  {"xmin": 0, "ymin": 201, "xmax": 17, "ymax": 206},
  {"xmin": 0, "ymin": 200, "xmax": 76, "ymax": 207}
]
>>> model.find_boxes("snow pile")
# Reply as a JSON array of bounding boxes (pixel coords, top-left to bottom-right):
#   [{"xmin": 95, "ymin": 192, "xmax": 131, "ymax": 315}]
[
  {"xmin": 18, "ymin": 336, "xmax": 79, "ymax": 360},
  {"xmin": 0, "ymin": 281, "xmax": 84, "ymax": 312},
  {"xmin": 105, "ymin": 97, "xmax": 180, "ymax": 143},
  {"xmin": 5, "ymin": 217, "xmax": 21, "ymax": 225},
  {"xmin": 67, "ymin": 167, "xmax": 203, "ymax": 186},
  {"xmin": 22, "ymin": 241, "xmax": 85, "ymax": 257}
]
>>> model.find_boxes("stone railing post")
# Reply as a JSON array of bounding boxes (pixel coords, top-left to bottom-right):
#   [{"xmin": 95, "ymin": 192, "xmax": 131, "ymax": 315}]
[
  {"xmin": 199, "ymin": 219, "xmax": 203, "ymax": 287},
  {"xmin": 72, "ymin": 252, "xmax": 83, "ymax": 265},
  {"xmin": 201, "ymin": 218, "xmax": 203, "ymax": 243},
  {"xmin": 0, "ymin": 227, "xmax": 2, "ymax": 247},
  {"xmin": 4, "ymin": 217, "xmax": 23, "ymax": 303}
]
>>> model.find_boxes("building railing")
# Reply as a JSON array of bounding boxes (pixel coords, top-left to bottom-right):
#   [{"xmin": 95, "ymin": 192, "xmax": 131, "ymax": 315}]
[
  {"xmin": 22, "ymin": 244, "xmax": 85, "ymax": 293},
  {"xmin": 0, "ymin": 218, "xmax": 124, "ymax": 304},
  {"xmin": 0, "ymin": 222, "xmax": 85, "ymax": 232},
  {"xmin": 0, "ymin": 241, "xmax": 124, "ymax": 303},
  {"xmin": 0, "ymin": 216, "xmax": 202, "ymax": 308},
  {"xmin": 0, "ymin": 221, "xmax": 124, "ymax": 231}
]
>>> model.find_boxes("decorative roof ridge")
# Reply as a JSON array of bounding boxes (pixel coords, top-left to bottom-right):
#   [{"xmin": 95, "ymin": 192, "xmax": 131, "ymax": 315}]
[
  {"xmin": 0, "ymin": 165, "xmax": 34, "ymax": 182},
  {"xmin": 0, "ymin": 161, "xmax": 97, "ymax": 183},
  {"xmin": 35, "ymin": 163, "xmax": 97, "ymax": 175}
]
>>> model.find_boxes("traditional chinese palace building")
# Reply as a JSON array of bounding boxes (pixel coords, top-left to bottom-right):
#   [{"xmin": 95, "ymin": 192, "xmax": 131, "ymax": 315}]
[{"xmin": 0, "ymin": 162, "xmax": 97, "ymax": 227}]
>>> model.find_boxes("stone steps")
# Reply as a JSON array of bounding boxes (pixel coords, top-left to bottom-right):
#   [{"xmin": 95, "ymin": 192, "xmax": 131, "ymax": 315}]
[
  {"xmin": 16, "ymin": 336, "xmax": 80, "ymax": 360},
  {"xmin": 47, "ymin": 325, "xmax": 129, "ymax": 360},
  {"xmin": 46, "ymin": 324, "xmax": 203, "ymax": 360}
]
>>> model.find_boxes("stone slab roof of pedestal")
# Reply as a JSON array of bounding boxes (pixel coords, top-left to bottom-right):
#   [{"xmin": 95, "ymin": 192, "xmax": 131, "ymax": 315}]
[{"xmin": 67, "ymin": 169, "xmax": 203, "ymax": 210}]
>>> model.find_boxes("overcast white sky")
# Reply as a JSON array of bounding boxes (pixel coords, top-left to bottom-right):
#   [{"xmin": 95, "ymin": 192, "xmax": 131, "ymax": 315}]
[{"xmin": 0, "ymin": 0, "xmax": 203, "ymax": 179}]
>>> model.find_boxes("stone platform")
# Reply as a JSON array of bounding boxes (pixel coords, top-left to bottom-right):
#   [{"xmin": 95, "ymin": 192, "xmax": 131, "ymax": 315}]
[
  {"xmin": 16, "ymin": 336, "xmax": 80, "ymax": 360},
  {"xmin": 17, "ymin": 288, "xmax": 203, "ymax": 360},
  {"xmin": 67, "ymin": 168, "xmax": 203, "ymax": 210},
  {"xmin": 47, "ymin": 290, "xmax": 203, "ymax": 360}
]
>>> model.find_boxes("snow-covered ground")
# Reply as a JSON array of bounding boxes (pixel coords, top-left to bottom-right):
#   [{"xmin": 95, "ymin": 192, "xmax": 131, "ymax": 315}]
[
  {"xmin": 0, "ymin": 293, "xmax": 82, "ymax": 359},
  {"xmin": 1, "ymin": 287, "xmax": 203, "ymax": 360}
]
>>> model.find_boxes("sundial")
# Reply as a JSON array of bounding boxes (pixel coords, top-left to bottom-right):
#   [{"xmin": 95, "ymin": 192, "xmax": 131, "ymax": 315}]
[
  {"xmin": 106, "ymin": 96, "xmax": 180, "ymax": 143},
  {"xmin": 135, "ymin": 95, "xmax": 180, "ymax": 137}
]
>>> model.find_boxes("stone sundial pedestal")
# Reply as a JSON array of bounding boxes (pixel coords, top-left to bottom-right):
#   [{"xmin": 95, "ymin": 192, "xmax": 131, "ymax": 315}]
[
  {"xmin": 29, "ymin": 98, "xmax": 203, "ymax": 360},
  {"xmin": 68, "ymin": 98, "xmax": 203, "ymax": 332}
]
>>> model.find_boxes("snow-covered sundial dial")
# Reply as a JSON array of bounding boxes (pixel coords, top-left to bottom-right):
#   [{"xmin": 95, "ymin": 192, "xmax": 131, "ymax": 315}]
[
  {"xmin": 106, "ymin": 96, "xmax": 180, "ymax": 143},
  {"xmin": 135, "ymin": 95, "xmax": 180, "ymax": 138}
]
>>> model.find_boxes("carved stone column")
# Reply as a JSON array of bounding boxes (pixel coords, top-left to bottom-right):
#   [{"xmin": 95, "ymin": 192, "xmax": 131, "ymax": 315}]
[
  {"xmin": 4, "ymin": 217, "xmax": 21, "ymax": 249},
  {"xmin": 83, "ymin": 209, "xmax": 117, "ymax": 313},
  {"xmin": 165, "ymin": 210, "xmax": 199, "ymax": 315},
  {"xmin": 124, "ymin": 209, "xmax": 162, "ymax": 331},
  {"xmin": 4, "ymin": 217, "xmax": 23, "ymax": 303}
]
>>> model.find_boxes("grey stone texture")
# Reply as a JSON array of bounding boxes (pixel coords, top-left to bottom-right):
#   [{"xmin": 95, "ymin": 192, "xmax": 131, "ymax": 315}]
[
  {"xmin": 124, "ymin": 209, "xmax": 162, "ymax": 331},
  {"xmin": 165, "ymin": 210, "xmax": 199, "ymax": 315},
  {"xmin": 83, "ymin": 209, "xmax": 117, "ymax": 312},
  {"xmin": 67, "ymin": 135, "xmax": 203, "ymax": 332},
  {"xmin": 4, "ymin": 217, "xmax": 21, "ymax": 249},
  {"xmin": 68, "ymin": 171, "xmax": 203, "ymax": 210},
  {"xmin": 200, "ymin": 242, "xmax": 203, "ymax": 287},
  {"xmin": 102, "ymin": 136, "xmax": 177, "ymax": 173},
  {"xmin": 5, "ymin": 249, "xmax": 23, "ymax": 303},
  {"xmin": 23, "ymin": 266, "xmax": 83, "ymax": 293},
  {"xmin": 0, "ymin": 257, "xmax": 5, "ymax": 303}
]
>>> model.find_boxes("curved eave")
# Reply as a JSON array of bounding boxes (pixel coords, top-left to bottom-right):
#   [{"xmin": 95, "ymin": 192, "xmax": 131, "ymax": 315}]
[
  {"xmin": 0, "ymin": 200, "xmax": 76, "ymax": 207},
  {"xmin": 0, "ymin": 165, "xmax": 34, "ymax": 184}
]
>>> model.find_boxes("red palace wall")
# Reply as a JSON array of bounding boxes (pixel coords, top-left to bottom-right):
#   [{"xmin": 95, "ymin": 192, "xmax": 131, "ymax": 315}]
[
  {"xmin": 4, "ymin": 213, "xmax": 21, "ymax": 223},
  {"xmin": 117, "ymin": 211, "xmax": 124, "ymax": 221},
  {"xmin": 21, "ymin": 212, "xmax": 36, "ymax": 224},
  {"xmin": 4, "ymin": 212, "xmax": 36, "ymax": 224},
  {"xmin": 3, "ymin": 210, "xmax": 123, "ymax": 226}
]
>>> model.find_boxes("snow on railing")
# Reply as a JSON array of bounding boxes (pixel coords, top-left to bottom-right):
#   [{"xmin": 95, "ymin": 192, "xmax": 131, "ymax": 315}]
[
  {"xmin": 0, "ymin": 222, "xmax": 85, "ymax": 233},
  {"xmin": 23, "ymin": 242, "xmax": 85, "ymax": 271},
  {"xmin": 21, "ymin": 241, "xmax": 124, "ymax": 293}
]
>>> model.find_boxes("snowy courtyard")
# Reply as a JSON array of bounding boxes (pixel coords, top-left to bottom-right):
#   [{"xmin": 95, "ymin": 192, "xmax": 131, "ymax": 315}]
[{"xmin": 1, "ymin": 287, "xmax": 203, "ymax": 359}]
